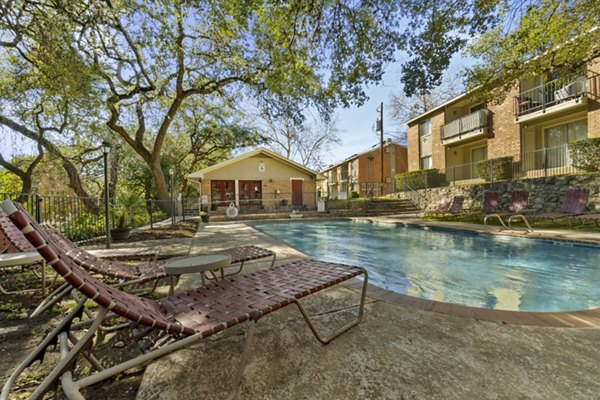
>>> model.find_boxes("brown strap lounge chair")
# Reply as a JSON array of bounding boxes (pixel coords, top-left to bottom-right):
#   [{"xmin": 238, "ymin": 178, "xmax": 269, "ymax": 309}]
[
  {"xmin": 0, "ymin": 200, "xmax": 368, "ymax": 400},
  {"xmin": 8, "ymin": 202, "xmax": 275, "ymax": 317},
  {"xmin": 0, "ymin": 207, "xmax": 46, "ymax": 294},
  {"xmin": 427, "ymin": 195, "xmax": 465, "ymax": 217},
  {"xmin": 483, "ymin": 190, "xmax": 533, "ymax": 232},
  {"xmin": 534, "ymin": 188, "xmax": 589, "ymax": 223}
]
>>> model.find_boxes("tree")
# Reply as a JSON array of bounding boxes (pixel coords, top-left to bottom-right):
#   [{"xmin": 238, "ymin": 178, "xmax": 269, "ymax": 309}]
[
  {"xmin": 253, "ymin": 95, "xmax": 340, "ymax": 170},
  {"xmin": 388, "ymin": 73, "xmax": 463, "ymax": 141},
  {"xmin": 0, "ymin": 0, "xmax": 405, "ymax": 210},
  {"xmin": 0, "ymin": 141, "xmax": 43, "ymax": 195},
  {"xmin": 466, "ymin": 0, "xmax": 600, "ymax": 102},
  {"xmin": 398, "ymin": 0, "xmax": 500, "ymax": 97}
]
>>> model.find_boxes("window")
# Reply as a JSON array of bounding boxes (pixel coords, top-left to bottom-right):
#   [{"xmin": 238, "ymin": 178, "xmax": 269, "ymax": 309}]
[
  {"xmin": 418, "ymin": 119, "xmax": 431, "ymax": 137},
  {"xmin": 544, "ymin": 120, "xmax": 588, "ymax": 168},
  {"xmin": 420, "ymin": 156, "xmax": 432, "ymax": 170},
  {"xmin": 545, "ymin": 120, "xmax": 587, "ymax": 148}
]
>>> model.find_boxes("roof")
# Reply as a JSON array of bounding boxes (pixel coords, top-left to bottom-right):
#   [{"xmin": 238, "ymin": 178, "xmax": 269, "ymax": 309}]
[
  {"xmin": 405, "ymin": 91, "xmax": 471, "ymax": 125},
  {"xmin": 320, "ymin": 140, "xmax": 406, "ymax": 173},
  {"xmin": 188, "ymin": 148, "xmax": 326, "ymax": 181}
]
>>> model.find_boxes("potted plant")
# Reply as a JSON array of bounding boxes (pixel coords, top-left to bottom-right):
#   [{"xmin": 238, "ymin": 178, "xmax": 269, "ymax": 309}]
[
  {"xmin": 111, "ymin": 192, "xmax": 145, "ymax": 240},
  {"xmin": 200, "ymin": 211, "xmax": 210, "ymax": 223}
]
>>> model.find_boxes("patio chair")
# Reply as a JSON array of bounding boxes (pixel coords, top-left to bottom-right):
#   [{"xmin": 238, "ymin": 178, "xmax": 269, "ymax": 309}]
[
  {"xmin": 426, "ymin": 196, "xmax": 465, "ymax": 217},
  {"xmin": 534, "ymin": 188, "xmax": 589, "ymax": 224},
  {"xmin": 29, "ymin": 220, "xmax": 276, "ymax": 317},
  {"xmin": 483, "ymin": 190, "xmax": 533, "ymax": 232},
  {"xmin": 0, "ymin": 207, "xmax": 46, "ymax": 294},
  {"xmin": 1, "ymin": 200, "xmax": 368, "ymax": 400}
]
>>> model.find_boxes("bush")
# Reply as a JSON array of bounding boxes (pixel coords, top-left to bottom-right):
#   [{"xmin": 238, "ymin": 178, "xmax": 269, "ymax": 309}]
[
  {"xmin": 569, "ymin": 137, "xmax": 600, "ymax": 172},
  {"xmin": 395, "ymin": 169, "xmax": 444, "ymax": 190},
  {"xmin": 476, "ymin": 156, "xmax": 513, "ymax": 181},
  {"xmin": 351, "ymin": 191, "xmax": 360, "ymax": 198}
]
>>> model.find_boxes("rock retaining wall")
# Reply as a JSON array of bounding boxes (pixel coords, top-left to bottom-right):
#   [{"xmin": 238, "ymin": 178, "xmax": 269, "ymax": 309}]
[{"xmin": 396, "ymin": 173, "xmax": 600, "ymax": 212}]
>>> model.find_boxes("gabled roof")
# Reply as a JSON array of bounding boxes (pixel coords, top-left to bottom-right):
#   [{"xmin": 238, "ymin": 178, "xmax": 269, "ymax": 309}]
[{"xmin": 188, "ymin": 147, "xmax": 326, "ymax": 181}]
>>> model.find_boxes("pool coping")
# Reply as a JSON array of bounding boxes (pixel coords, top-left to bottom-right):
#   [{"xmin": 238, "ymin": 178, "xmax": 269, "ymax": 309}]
[{"xmin": 248, "ymin": 216, "xmax": 600, "ymax": 328}]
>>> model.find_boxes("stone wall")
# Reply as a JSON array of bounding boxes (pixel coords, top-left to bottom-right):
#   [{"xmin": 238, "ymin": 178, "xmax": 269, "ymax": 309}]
[{"xmin": 400, "ymin": 173, "xmax": 600, "ymax": 212}]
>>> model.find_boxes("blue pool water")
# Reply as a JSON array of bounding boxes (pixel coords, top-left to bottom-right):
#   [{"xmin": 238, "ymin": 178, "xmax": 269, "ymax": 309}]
[{"xmin": 251, "ymin": 220, "xmax": 600, "ymax": 312}]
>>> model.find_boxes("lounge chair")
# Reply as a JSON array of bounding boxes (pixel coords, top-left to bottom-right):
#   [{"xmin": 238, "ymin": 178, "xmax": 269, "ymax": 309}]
[
  {"xmin": 1, "ymin": 200, "xmax": 368, "ymax": 400},
  {"xmin": 0, "ymin": 207, "xmax": 45, "ymax": 294},
  {"xmin": 534, "ymin": 188, "xmax": 589, "ymax": 224},
  {"xmin": 26, "ymin": 219, "xmax": 275, "ymax": 317},
  {"xmin": 483, "ymin": 190, "xmax": 533, "ymax": 232},
  {"xmin": 427, "ymin": 195, "xmax": 465, "ymax": 217}
]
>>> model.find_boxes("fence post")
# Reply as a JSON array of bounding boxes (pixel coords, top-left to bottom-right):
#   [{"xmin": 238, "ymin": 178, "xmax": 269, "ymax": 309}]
[
  {"xmin": 452, "ymin": 166, "xmax": 456, "ymax": 186},
  {"xmin": 35, "ymin": 195, "xmax": 42, "ymax": 223},
  {"xmin": 182, "ymin": 197, "xmax": 186, "ymax": 221},
  {"xmin": 149, "ymin": 200, "xmax": 154, "ymax": 229}
]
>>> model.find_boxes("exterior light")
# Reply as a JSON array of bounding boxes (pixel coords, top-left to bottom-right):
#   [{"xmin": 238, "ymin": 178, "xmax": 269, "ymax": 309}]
[{"xmin": 101, "ymin": 141, "xmax": 112, "ymax": 155}]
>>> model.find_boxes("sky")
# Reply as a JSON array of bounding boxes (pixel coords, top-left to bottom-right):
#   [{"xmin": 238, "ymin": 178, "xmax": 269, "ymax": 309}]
[
  {"xmin": 325, "ymin": 54, "xmax": 471, "ymax": 167},
  {"xmin": 327, "ymin": 62, "xmax": 405, "ymax": 167}
]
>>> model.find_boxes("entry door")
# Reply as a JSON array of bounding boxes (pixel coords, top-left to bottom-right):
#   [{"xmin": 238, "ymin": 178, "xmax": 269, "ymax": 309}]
[
  {"xmin": 211, "ymin": 180, "xmax": 235, "ymax": 206},
  {"xmin": 291, "ymin": 179, "xmax": 303, "ymax": 206},
  {"xmin": 471, "ymin": 146, "xmax": 487, "ymax": 179},
  {"xmin": 239, "ymin": 180, "xmax": 262, "ymax": 207}
]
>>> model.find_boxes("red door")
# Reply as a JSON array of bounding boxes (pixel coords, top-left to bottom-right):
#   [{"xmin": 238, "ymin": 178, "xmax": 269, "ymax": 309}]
[
  {"xmin": 291, "ymin": 179, "xmax": 303, "ymax": 206},
  {"xmin": 210, "ymin": 180, "xmax": 235, "ymax": 206},
  {"xmin": 239, "ymin": 180, "xmax": 262, "ymax": 207}
]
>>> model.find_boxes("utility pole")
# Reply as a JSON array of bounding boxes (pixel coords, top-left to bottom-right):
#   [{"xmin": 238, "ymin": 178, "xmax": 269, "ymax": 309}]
[{"xmin": 376, "ymin": 102, "xmax": 384, "ymax": 194}]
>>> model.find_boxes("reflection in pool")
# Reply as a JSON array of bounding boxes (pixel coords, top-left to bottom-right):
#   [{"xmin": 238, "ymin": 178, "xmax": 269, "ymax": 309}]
[{"xmin": 251, "ymin": 220, "xmax": 600, "ymax": 312}]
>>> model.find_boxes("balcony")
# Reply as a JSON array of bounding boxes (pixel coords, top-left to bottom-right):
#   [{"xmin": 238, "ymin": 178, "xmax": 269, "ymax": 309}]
[
  {"xmin": 441, "ymin": 109, "xmax": 489, "ymax": 145},
  {"xmin": 514, "ymin": 74, "xmax": 598, "ymax": 122}
]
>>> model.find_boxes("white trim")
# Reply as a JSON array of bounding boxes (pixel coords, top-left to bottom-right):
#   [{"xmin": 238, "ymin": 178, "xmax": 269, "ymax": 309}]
[
  {"xmin": 188, "ymin": 148, "xmax": 324, "ymax": 181},
  {"xmin": 289, "ymin": 177, "xmax": 305, "ymax": 181}
]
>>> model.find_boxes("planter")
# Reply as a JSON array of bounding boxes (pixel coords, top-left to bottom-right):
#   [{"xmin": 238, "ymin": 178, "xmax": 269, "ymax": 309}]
[
  {"xmin": 201, "ymin": 214, "xmax": 210, "ymax": 223},
  {"xmin": 110, "ymin": 227, "xmax": 132, "ymax": 241}
]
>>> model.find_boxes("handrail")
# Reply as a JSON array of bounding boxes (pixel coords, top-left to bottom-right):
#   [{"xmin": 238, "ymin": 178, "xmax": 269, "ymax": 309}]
[{"xmin": 401, "ymin": 182, "xmax": 426, "ymax": 210}]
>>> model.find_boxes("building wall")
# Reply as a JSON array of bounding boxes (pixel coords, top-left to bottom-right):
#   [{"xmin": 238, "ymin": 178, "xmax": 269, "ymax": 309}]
[
  {"xmin": 487, "ymin": 84, "xmax": 521, "ymax": 158},
  {"xmin": 407, "ymin": 123, "xmax": 420, "ymax": 171},
  {"xmin": 198, "ymin": 154, "xmax": 318, "ymax": 209},
  {"xmin": 588, "ymin": 58, "xmax": 600, "ymax": 138},
  {"xmin": 430, "ymin": 111, "xmax": 446, "ymax": 169}
]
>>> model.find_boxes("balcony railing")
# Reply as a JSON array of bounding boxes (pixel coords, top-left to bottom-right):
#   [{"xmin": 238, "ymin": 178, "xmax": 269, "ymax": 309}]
[
  {"xmin": 441, "ymin": 109, "xmax": 488, "ymax": 141},
  {"xmin": 397, "ymin": 144, "xmax": 578, "ymax": 193},
  {"xmin": 514, "ymin": 73, "xmax": 599, "ymax": 118}
]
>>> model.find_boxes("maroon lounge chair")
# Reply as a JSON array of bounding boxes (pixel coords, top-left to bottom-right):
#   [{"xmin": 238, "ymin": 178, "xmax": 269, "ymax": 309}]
[
  {"xmin": 0, "ymin": 207, "xmax": 46, "ymax": 294},
  {"xmin": 0, "ymin": 200, "xmax": 368, "ymax": 400},
  {"xmin": 535, "ymin": 188, "xmax": 589, "ymax": 222},
  {"xmin": 427, "ymin": 195, "xmax": 465, "ymax": 217},
  {"xmin": 484, "ymin": 190, "xmax": 533, "ymax": 232}
]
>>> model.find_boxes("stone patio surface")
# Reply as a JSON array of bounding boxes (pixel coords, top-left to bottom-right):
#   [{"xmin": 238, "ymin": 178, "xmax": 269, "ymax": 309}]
[{"xmin": 136, "ymin": 218, "xmax": 600, "ymax": 399}]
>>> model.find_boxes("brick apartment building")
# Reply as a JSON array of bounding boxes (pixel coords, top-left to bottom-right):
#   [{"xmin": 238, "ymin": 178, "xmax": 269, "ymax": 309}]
[
  {"xmin": 319, "ymin": 140, "xmax": 408, "ymax": 199},
  {"xmin": 406, "ymin": 58, "xmax": 600, "ymax": 182}
]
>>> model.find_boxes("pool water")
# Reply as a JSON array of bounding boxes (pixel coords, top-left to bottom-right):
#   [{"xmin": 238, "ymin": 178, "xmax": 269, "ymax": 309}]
[{"xmin": 251, "ymin": 220, "xmax": 600, "ymax": 312}]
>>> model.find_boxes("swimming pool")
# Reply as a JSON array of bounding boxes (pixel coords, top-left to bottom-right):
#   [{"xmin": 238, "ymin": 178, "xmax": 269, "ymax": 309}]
[{"xmin": 251, "ymin": 220, "xmax": 600, "ymax": 312}]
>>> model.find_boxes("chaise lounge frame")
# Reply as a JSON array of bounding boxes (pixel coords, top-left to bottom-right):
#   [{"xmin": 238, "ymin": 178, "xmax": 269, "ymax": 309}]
[
  {"xmin": 27, "ymin": 218, "xmax": 276, "ymax": 317},
  {"xmin": 1, "ymin": 200, "xmax": 368, "ymax": 400}
]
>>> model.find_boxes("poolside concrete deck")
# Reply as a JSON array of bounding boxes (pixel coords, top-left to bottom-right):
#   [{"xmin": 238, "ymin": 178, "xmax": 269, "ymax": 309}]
[{"xmin": 137, "ymin": 219, "xmax": 600, "ymax": 399}]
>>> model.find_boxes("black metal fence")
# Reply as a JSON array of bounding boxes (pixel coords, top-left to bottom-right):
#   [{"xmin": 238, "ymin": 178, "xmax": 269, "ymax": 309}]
[{"xmin": 0, "ymin": 193, "xmax": 105, "ymax": 242}]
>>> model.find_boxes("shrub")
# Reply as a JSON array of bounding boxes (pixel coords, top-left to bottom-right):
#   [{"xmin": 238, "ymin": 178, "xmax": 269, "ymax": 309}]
[
  {"xmin": 351, "ymin": 191, "xmax": 360, "ymax": 198},
  {"xmin": 569, "ymin": 137, "xmax": 600, "ymax": 172},
  {"xmin": 476, "ymin": 156, "xmax": 513, "ymax": 181},
  {"xmin": 395, "ymin": 169, "xmax": 444, "ymax": 190}
]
